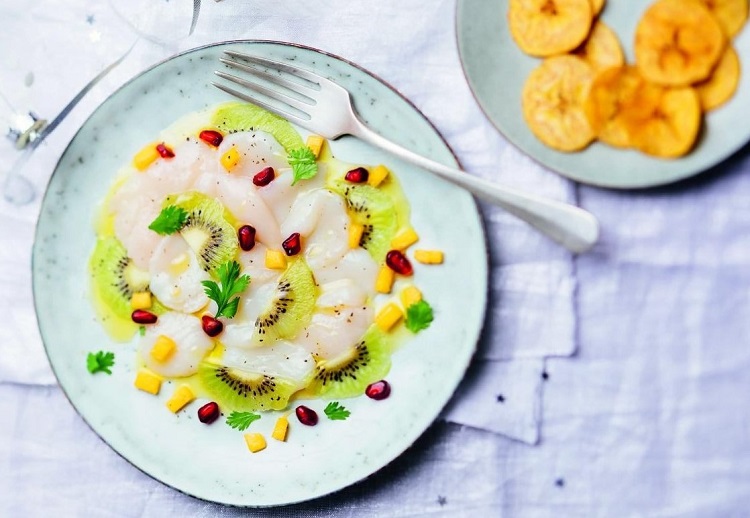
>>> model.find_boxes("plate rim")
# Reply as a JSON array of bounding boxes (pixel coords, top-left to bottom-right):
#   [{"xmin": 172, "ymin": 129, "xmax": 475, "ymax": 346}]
[
  {"xmin": 454, "ymin": 0, "xmax": 750, "ymax": 190},
  {"xmin": 31, "ymin": 39, "xmax": 490, "ymax": 507}
]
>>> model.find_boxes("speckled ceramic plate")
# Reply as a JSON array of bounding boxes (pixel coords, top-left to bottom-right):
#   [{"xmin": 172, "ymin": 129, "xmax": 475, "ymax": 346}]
[
  {"xmin": 457, "ymin": 0, "xmax": 750, "ymax": 189},
  {"xmin": 32, "ymin": 41, "xmax": 487, "ymax": 507}
]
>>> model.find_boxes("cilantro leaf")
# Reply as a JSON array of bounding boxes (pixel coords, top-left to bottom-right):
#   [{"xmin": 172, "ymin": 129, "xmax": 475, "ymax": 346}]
[
  {"xmin": 86, "ymin": 351, "xmax": 115, "ymax": 375},
  {"xmin": 288, "ymin": 147, "xmax": 318, "ymax": 185},
  {"xmin": 405, "ymin": 300, "xmax": 434, "ymax": 333},
  {"xmin": 324, "ymin": 401, "xmax": 351, "ymax": 421},
  {"xmin": 226, "ymin": 411, "xmax": 261, "ymax": 431},
  {"xmin": 148, "ymin": 205, "xmax": 188, "ymax": 235},
  {"xmin": 201, "ymin": 260, "xmax": 251, "ymax": 319},
  {"xmin": 138, "ymin": 326, "xmax": 146, "ymax": 337}
]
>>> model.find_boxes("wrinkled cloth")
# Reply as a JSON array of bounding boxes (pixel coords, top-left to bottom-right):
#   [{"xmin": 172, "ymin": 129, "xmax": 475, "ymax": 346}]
[{"xmin": 4, "ymin": 0, "xmax": 750, "ymax": 516}]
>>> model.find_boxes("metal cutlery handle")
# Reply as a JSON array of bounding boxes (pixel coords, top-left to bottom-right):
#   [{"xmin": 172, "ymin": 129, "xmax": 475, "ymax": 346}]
[{"xmin": 347, "ymin": 117, "xmax": 599, "ymax": 253}]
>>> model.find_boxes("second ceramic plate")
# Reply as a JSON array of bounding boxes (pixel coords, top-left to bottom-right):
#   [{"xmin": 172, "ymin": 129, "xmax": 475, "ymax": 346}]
[
  {"xmin": 32, "ymin": 41, "xmax": 488, "ymax": 507},
  {"xmin": 457, "ymin": 0, "xmax": 750, "ymax": 189}
]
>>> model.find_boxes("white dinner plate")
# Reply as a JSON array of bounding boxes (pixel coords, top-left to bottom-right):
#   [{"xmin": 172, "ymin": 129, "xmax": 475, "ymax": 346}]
[{"xmin": 32, "ymin": 41, "xmax": 488, "ymax": 507}]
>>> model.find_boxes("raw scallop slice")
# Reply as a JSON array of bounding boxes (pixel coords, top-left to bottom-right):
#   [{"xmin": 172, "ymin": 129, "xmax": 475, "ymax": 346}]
[
  {"xmin": 139, "ymin": 312, "xmax": 214, "ymax": 377},
  {"xmin": 149, "ymin": 235, "xmax": 210, "ymax": 313}
]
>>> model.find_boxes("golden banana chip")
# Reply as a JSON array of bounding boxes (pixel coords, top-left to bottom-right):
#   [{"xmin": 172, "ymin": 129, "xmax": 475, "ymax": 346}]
[
  {"xmin": 635, "ymin": 0, "xmax": 725, "ymax": 86},
  {"xmin": 696, "ymin": 46, "xmax": 741, "ymax": 110},
  {"xmin": 629, "ymin": 86, "xmax": 702, "ymax": 158},
  {"xmin": 584, "ymin": 66, "xmax": 645, "ymax": 148},
  {"xmin": 574, "ymin": 21, "xmax": 625, "ymax": 72},
  {"xmin": 690, "ymin": 0, "xmax": 748, "ymax": 38},
  {"xmin": 522, "ymin": 55, "xmax": 596, "ymax": 151},
  {"xmin": 509, "ymin": 0, "xmax": 593, "ymax": 57},
  {"xmin": 590, "ymin": 0, "xmax": 605, "ymax": 15}
]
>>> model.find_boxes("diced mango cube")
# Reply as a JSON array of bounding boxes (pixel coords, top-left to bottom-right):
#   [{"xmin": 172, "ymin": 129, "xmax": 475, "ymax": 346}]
[
  {"xmin": 375, "ymin": 266, "xmax": 395, "ymax": 294},
  {"xmin": 166, "ymin": 384, "xmax": 195, "ymax": 413},
  {"xmin": 375, "ymin": 303, "xmax": 403, "ymax": 332},
  {"xmin": 368, "ymin": 165, "xmax": 390, "ymax": 187},
  {"xmin": 133, "ymin": 143, "xmax": 160, "ymax": 171},
  {"xmin": 265, "ymin": 249, "xmax": 287, "ymax": 270},
  {"xmin": 130, "ymin": 291, "xmax": 152, "ymax": 310},
  {"xmin": 272, "ymin": 416, "xmax": 289, "ymax": 442},
  {"xmin": 390, "ymin": 228, "xmax": 419, "ymax": 250},
  {"xmin": 348, "ymin": 223, "xmax": 364, "ymax": 249},
  {"xmin": 150, "ymin": 335, "xmax": 176, "ymax": 363},
  {"xmin": 220, "ymin": 146, "xmax": 240, "ymax": 171},
  {"xmin": 306, "ymin": 135, "xmax": 325, "ymax": 158},
  {"xmin": 414, "ymin": 249, "xmax": 444, "ymax": 264},
  {"xmin": 244, "ymin": 432, "xmax": 267, "ymax": 453},
  {"xmin": 134, "ymin": 369, "xmax": 162, "ymax": 395},
  {"xmin": 400, "ymin": 285, "xmax": 423, "ymax": 308}
]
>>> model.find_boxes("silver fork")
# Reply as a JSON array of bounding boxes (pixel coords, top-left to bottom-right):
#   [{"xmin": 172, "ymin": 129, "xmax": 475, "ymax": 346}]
[{"xmin": 213, "ymin": 51, "xmax": 599, "ymax": 253}]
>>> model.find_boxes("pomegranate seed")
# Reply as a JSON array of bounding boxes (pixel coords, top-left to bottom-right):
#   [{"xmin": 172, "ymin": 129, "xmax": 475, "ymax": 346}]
[
  {"xmin": 201, "ymin": 315, "xmax": 224, "ymax": 337},
  {"xmin": 131, "ymin": 310, "xmax": 158, "ymax": 324},
  {"xmin": 282, "ymin": 232, "xmax": 302, "ymax": 256},
  {"xmin": 199, "ymin": 130, "xmax": 223, "ymax": 147},
  {"xmin": 238, "ymin": 225, "xmax": 256, "ymax": 251},
  {"xmin": 345, "ymin": 167, "xmax": 369, "ymax": 183},
  {"xmin": 385, "ymin": 250, "xmax": 413, "ymax": 276},
  {"xmin": 197, "ymin": 402, "xmax": 220, "ymax": 424},
  {"xmin": 295, "ymin": 405, "xmax": 318, "ymax": 426},
  {"xmin": 253, "ymin": 167, "xmax": 275, "ymax": 186},
  {"xmin": 155, "ymin": 143, "xmax": 175, "ymax": 158},
  {"xmin": 366, "ymin": 380, "xmax": 391, "ymax": 400}
]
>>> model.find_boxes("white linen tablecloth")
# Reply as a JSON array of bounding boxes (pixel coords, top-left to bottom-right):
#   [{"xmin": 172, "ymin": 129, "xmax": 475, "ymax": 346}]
[{"xmin": 2, "ymin": 0, "xmax": 750, "ymax": 516}]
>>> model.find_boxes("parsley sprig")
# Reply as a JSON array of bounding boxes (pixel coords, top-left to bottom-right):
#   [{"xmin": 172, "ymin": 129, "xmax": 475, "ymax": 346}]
[
  {"xmin": 86, "ymin": 351, "xmax": 115, "ymax": 375},
  {"xmin": 288, "ymin": 146, "xmax": 318, "ymax": 185},
  {"xmin": 226, "ymin": 411, "xmax": 261, "ymax": 431},
  {"xmin": 324, "ymin": 401, "xmax": 351, "ymax": 421},
  {"xmin": 148, "ymin": 205, "xmax": 188, "ymax": 235},
  {"xmin": 201, "ymin": 261, "xmax": 251, "ymax": 319},
  {"xmin": 405, "ymin": 300, "xmax": 434, "ymax": 333}
]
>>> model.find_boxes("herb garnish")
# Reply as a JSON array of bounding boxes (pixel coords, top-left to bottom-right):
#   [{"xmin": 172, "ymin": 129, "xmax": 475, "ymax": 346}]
[
  {"xmin": 226, "ymin": 411, "xmax": 261, "ymax": 431},
  {"xmin": 86, "ymin": 351, "xmax": 115, "ymax": 375},
  {"xmin": 405, "ymin": 300, "xmax": 434, "ymax": 333},
  {"xmin": 148, "ymin": 205, "xmax": 188, "ymax": 235},
  {"xmin": 324, "ymin": 401, "xmax": 351, "ymax": 421},
  {"xmin": 288, "ymin": 147, "xmax": 318, "ymax": 185},
  {"xmin": 138, "ymin": 325, "xmax": 146, "ymax": 337},
  {"xmin": 201, "ymin": 261, "xmax": 250, "ymax": 319}
]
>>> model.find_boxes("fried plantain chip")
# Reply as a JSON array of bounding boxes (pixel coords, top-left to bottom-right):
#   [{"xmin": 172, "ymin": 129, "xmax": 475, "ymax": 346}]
[
  {"xmin": 690, "ymin": 0, "xmax": 748, "ymax": 38},
  {"xmin": 574, "ymin": 21, "xmax": 625, "ymax": 72},
  {"xmin": 695, "ymin": 45, "xmax": 741, "ymax": 110},
  {"xmin": 522, "ymin": 55, "xmax": 596, "ymax": 151},
  {"xmin": 635, "ymin": 0, "xmax": 725, "ymax": 86},
  {"xmin": 509, "ymin": 0, "xmax": 593, "ymax": 57}
]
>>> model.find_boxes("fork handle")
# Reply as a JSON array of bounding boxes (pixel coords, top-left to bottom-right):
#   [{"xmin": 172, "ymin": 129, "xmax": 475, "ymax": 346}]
[{"xmin": 349, "ymin": 119, "xmax": 599, "ymax": 253}]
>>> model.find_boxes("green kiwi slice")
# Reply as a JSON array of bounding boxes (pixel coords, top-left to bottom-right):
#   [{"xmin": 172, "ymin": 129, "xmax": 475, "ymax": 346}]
[
  {"xmin": 198, "ymin": 361, "xmax": 298, "ymax": 411},
  {"xmin": 211, "ymin": 102, "xmax": 304, "ymax": 153},
  {"xmin": 166, "ymin": 192, "xmax": 238, "ymax": 275},
  {"xmin": 329, "ymin": 182, "xmax": 398, "ymax": 263},
  {"xmin": 252, "ymin": 259, "xmax": 317, "ymax": 345},
  {"xmin": 89, "ymin": 236, "xmax": 150, "ymax": 320},
  {"xmin": 308, "ymin": 325, "xmax": 393, "ymax": 399}
]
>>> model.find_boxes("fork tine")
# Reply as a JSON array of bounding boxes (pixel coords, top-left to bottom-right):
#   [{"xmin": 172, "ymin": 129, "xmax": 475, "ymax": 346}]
[
  {"xmin": 223, "ymin": 50, "xmax": 325, "ymax": 86},
  {"xmin": 220, "ymin": 57, "xmax": 318, "ymax": 99},
  {"xmin": 212, "ymin": 81, "xmax": 311, "ymax": 125},
  {"xmin": 214, "ymin": 70, "xmax": 314, "ymax": 115}
]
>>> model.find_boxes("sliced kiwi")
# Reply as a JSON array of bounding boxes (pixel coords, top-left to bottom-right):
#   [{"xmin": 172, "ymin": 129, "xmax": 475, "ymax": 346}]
[
  {"xmin": 166, "ymin": 192, "xmax": 238, "ymax": 275},
  {"xmin": 211, "ymin": 101, "xmax": 304, "ymax": 153},
  {"xmin": 308, "ymin": 325, "xmax": 392, "ymax": 399},
  {"xmin": 329, "ymin": 182, "xmax": 398, "ymax": 263},
  {"xmin": 199, "ymin": 360, "xmax": 298, "ymax": 411},
  {"xmin": 89, "ymin": 236, "xmax": 150, "ymax": 320},
  {"xmin": 253, "ymin": 259, "xmax": 317, "ymax": 345}
]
